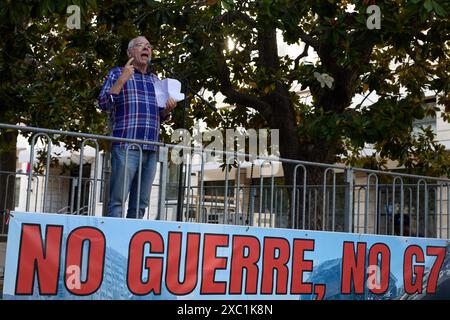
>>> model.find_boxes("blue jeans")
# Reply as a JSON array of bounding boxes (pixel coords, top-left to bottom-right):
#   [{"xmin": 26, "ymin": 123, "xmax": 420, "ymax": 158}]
[{"xmin": 107, "ymin": 146, "xmax": 158, "ymax": 219}]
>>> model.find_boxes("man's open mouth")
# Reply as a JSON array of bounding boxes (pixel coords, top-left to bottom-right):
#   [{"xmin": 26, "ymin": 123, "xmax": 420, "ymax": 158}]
[{"xmin": 141, "ymin": 53, "xmax": 149, "ymax": 59}]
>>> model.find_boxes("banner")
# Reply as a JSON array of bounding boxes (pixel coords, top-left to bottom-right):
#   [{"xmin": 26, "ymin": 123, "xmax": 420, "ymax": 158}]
[{"xmin": 3, "ymin": 212, "xmax": 449, "ymax": 300}]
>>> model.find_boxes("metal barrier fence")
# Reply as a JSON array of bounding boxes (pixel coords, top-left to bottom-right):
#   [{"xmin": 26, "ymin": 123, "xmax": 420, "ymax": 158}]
[{"xmin": 0, "ymin": 123, "xmax": 449, "ymax": 240}]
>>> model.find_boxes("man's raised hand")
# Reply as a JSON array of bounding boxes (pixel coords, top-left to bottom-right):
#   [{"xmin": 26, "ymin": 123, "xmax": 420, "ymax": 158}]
[{"xmin": 120, "ymin": 58, "xmax": 135, "ymax": 82}]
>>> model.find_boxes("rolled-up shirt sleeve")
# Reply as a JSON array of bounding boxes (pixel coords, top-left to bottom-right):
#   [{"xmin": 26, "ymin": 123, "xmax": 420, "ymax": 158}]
[{"xmin": 98, "ymin": 68, "xmax": 120, "ymax": 111}]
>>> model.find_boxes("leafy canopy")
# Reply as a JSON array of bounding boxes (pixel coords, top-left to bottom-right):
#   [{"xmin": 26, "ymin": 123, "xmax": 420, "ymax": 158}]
[{"xmin": 0, "ymin": 0, "xmax": 449, "ymax": 175}]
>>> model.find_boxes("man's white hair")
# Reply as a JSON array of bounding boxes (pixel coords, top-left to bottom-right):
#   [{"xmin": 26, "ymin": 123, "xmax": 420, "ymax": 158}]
[
  {"xmin": 128, "ymin": 36, "xmax": 147, "ymax": 49},
  {"xmin": 128, "ymin": 38, "xmax": 137, "ymax": 49}
]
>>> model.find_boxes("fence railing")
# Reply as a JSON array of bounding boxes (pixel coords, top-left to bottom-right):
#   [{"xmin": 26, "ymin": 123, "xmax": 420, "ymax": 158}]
[{"xmin": 1, "ymin": 123, "xmax": 449, "ymax": 240}]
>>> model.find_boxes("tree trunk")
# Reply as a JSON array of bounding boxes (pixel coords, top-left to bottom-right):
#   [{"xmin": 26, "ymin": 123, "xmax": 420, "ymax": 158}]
[
  {"xmin": 266, "ymin": 85, "xmax": 340, "ymax": 230},
  {"xmin": 265, "ymin": 84, "xmax": 301, "ymax": 228},
  {"xmin": 280, "ymin": 138, "xmax": 338, "ymax": 231}
]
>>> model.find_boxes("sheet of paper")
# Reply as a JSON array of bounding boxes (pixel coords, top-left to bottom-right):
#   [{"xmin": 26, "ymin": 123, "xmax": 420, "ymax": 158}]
[{"xmin": 154, "ymin": 78, "xmax": 185, "ymax": 108}]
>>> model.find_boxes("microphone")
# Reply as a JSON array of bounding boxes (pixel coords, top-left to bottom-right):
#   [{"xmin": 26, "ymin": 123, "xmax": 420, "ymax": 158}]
[{"xmin": 148, "ymin": 57, "xmax": 167, "ymax": 65}]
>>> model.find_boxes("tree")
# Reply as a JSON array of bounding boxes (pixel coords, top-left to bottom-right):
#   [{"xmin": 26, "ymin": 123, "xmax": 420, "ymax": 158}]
[
  {"xmin": 0, "ymin": 0, "xmax": 449, "ymax": 228},
  {"xmin": 0, "ymin": 0, "xmax": 105, "ymax": 212},
  {"xmin": 104, "ymin": 0, "xmax": 449, "ymax": 227},
  {"xmin": 144, "ymin": 0, "xmax": 449, "ymax": 169}
]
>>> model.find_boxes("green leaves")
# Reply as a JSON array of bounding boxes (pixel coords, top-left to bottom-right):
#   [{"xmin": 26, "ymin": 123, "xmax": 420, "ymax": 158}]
[
  {"xmin": 430, "ymin": 1, "xmax": 447, "ymax": 16},
  {"xmin": 420, "ymin": 0, "xmax": 447, "ymax": 16},
  {"xmin": 0, "ymin": 0, "xmax": 448, "ymax": 173},
  {"xmin": 424, "ymin": 0, "xmax": 434, "ymax": 11},
  {"xmin": 0, "ymin": 2, "xmax": 110, "ymax": 149},
  {"xmin": 221, "ymin": 0, "xmax": 235, "ymax": 11}
]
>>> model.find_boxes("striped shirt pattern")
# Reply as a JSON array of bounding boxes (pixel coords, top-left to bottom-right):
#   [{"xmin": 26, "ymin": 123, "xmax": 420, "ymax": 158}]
[{"xmin": 98, "ymin": 67, "xmax": 166, "ymax": 151}]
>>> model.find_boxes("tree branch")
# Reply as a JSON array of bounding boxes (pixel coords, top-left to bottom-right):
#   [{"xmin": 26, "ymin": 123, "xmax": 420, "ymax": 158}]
[
  {"xmin": 214, "ymin": 11, "xmax": 257, "ymax": 28},
  {"xmin": 215, "ymin": 8, "xmax": 279, "ymax": 71},
  {"xmin": 213, "ymin": 42, "xmax": 271, "ymax": 119},
  {"xmin": 257, "ymin": 26, "xmax": 279, "ymax": 70},
  {"xmin": 294, "ymin": 43, "xmax": 310, "ymax": 70},
  {"xmin": 298, "ymin": 29, "xmax": 319, "ymax": 49},
  {"xmin": 286, "ymin": 43, "xmax": 310, "ymax": 84},
  {"xmin": 211, "ymin": 11, "xmax": 271, "ymax": 117}
]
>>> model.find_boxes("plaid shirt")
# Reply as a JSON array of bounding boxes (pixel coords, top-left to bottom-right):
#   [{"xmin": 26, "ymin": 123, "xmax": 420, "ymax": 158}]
[{"xmin": 98, "ymin": 67, "xmax": 167, "ymax": 151}]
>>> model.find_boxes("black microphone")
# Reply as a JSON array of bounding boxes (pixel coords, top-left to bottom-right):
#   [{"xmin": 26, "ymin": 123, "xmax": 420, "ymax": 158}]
[{"xmin": 148, "ymin": 57, "xmax": 167, "ymax": 65}]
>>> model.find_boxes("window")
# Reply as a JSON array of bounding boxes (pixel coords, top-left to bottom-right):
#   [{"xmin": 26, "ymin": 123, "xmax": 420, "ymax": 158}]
[
  {"xmin": 203, "ymin": 180, "xmax": 235, "ymax": 197},
  {"xmin": 412, "ymin": 97, "xmax": 437, "ymax": 136}
]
